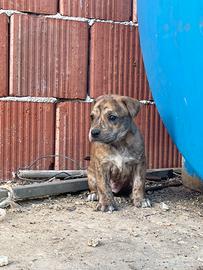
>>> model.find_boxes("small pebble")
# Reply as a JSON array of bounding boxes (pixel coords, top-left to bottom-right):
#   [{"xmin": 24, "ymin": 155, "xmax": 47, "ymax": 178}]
[
  {"xmin": 160, "ymin": 202, "xmax": 170, "ymax": 211},
  {"xmin": 87, "ymin": 239, "xmax": 100, "ymax": 247}
]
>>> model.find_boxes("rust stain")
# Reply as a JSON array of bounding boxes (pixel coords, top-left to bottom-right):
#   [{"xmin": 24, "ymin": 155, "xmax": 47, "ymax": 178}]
[
  {"xmin": 89, "ymin": 22, "xmax": 152, "ymax": 100},
  {"xmin": 60, "ymin": 0, "xmax": 132, "ymax": 21},
  {"xmin": 0, "ymin": 101, "xmax": 55, "ymax": 181},
  {"xmin": 10, "ymin": 14, "xmax": 89, "ymax": 99}
]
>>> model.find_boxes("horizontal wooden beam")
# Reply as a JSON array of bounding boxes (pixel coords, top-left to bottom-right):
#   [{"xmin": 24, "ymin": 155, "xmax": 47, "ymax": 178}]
[
  {"xmin": 16, "ymin": 170, "xmax": 87, "ymax": 179},
  {"xmin": 0, "ymin": 178, "xmax": 88, "ymax": 201}
]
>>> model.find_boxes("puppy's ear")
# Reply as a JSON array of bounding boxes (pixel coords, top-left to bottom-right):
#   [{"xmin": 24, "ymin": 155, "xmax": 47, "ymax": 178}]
[
  {"xmin": 91, "ymin": 95, "xmax": 105, "ymax": 108},
  {"xmin": 121, "ymin": 96, "xmax": 141, "ymax": 118},
  {"xmin": 95, "ymin": 95, "xmax": 109, "ymax": 103}
]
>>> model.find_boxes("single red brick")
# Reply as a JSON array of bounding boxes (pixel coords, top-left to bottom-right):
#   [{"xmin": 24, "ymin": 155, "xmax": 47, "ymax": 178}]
[
  {"xmin": 0, "ymin": 0, "xmax": 58, "ymax": 15},
  {"xmin": 10, "ymin": 14, "xmax": 88, "ymax": 99},
  {"xmin": 0, "ymin": 14, "xmax": 8, "ymax": 97},
  {"xmin": 0, "ymin": 101, "xmax": 55, "ymax": 181},
  {"xmin": 89, "ymin": 22, "xmax": 152, "ymax": 100},
  {"xmin": 136, "ymin": 104, "xmax": 182, "ymax": 169},
  {"xmin": 55, "ymin": 102, "xmax": 91, "ymax": 170},
  {"xmin": 60, "ymin": 0, "xmax": 132, "ymax": 21}
]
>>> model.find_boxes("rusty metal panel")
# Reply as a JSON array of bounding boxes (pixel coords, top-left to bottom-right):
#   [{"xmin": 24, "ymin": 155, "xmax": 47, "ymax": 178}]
[
  {"xmin": 55, "ymin": 102, "xmax": 91, "ymax": 170},
  {"xmin": 0, "ymin": 101, "xmax": 55, "ymax": 181},
  {"xmin": 10, "ymin": 14, "xmax": 88, "ymax": 99},
  {"xmin": 89, "ymin": 22, "xmax": 152, "ymax": 100},
  {"xmin": 0, "ymin": 0, "xmax": 58, "ymax": 14},
  {"xmin": 0, "ymin": 14, "xmax": 8, "ymax": 97},
  {"xmin": 136, "ymin": 104, "xmax": 182, "ymax": 169},
  {"xmin": 60, "ymin": 0, "xmax": 132, "ymax": 21}
]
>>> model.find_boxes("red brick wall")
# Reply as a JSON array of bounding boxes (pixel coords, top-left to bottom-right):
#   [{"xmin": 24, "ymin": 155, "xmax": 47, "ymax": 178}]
[{"xmin": 0, "ymin": 1, "xmax": 181, "ymax": 181}]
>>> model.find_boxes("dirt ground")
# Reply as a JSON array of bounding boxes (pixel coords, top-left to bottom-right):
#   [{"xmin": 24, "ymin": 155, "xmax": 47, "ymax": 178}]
[{"xmin": 0, "ymin": 185, "xmax": 202, "ymax": 270}]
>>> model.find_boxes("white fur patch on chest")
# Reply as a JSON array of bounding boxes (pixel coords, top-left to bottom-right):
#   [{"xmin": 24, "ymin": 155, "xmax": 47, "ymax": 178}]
[{"xmin": 107, "ymin": 152, "xmax": 134, "ymax": 170}]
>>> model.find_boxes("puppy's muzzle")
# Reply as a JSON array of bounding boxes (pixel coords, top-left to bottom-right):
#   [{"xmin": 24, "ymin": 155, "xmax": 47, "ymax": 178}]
[{"xmin": 91, "ymin": 128, "xmax": 101, "ymax": 139}]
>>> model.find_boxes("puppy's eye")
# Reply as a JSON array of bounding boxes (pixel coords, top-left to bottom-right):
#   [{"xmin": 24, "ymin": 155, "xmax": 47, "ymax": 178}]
[
  {"xmin": 108, "ymin": 115, "xmax": 117, "ymax": 122},
  {"xmin": 90, "ymin": 114, "xmax": 94, "ymax": 121}
]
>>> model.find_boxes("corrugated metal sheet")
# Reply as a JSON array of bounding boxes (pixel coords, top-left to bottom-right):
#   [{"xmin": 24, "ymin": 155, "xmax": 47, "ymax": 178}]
[
  {"xmin": 0, "ymin": 0, "xmax": 58, "ymax": 14},
  {"xmin": 60, "ymin": 0, "xmax": 132, "ymax": 21},
  {"xmin": 136, "ymin": 104, "xmax": 182, "ymax": 169},
  {"xmin": 55, "ymin": 102, "xmax": 91, "ymax": 170},
  {"xmin": 10, "ymin": 14, "xmax": 88, "ymax": 99},
  {"xmin": 0, "ymin": 14, "xmax": 8, "ymax": 97},
  {"xmin": 89, "ymin": 23, "xmax": 152, "ymax": 100},
  {"xmin": 0, "ymin": 101, "xmax": 55, "ymax": 181}
]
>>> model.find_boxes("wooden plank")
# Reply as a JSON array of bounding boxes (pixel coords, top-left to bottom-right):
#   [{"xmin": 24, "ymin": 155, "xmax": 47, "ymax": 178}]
[
  {"xmin": 0, "ymin": 178, "xmax": 88, "ymax": 201},
  {"xmin": 16, "ymin": 170, "xmax": 87, "ymax": 179}
]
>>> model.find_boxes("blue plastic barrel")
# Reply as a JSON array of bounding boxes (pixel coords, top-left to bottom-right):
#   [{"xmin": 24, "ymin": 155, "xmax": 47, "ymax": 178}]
[{"xmin": 138, "ymin": 0, "xmax": 203, "ymax": 188}]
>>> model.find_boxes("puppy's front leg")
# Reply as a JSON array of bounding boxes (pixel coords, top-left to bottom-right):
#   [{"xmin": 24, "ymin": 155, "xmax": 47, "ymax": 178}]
[
  {"xmin": 132, "ymin": 162, "xmax": 151, "ymax": 208},
  {"xmin": 95, "ymin": 163, "xmax": 117, "ymax": 212}
]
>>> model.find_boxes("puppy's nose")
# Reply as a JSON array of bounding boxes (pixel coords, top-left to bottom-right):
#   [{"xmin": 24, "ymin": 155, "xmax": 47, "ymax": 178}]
[{"xmin": 91, "ymin": 128, "xmax": 101, "ymax": 138}]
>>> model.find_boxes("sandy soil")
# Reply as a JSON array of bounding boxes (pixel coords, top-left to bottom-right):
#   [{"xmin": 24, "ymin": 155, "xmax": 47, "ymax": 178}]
[{"xmin": 0, "ymin": 185, "xmax": 202, "ymax": 270}]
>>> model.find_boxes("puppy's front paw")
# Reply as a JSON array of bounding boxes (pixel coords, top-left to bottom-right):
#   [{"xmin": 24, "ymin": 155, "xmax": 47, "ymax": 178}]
[
  {"xmin": 134, "ymin": 198, "xmax": 151, "ymax": 208},
  {"xmin": 96, "ymin": 202, "xmax": 117, "ymax": 213},
  {"xmin": 87, "ymin": 193, "xmax": 98, "ymax": 201},
  {"xmin": 141, "ymin": 198, "xmax": 151, "ymax": 208}
]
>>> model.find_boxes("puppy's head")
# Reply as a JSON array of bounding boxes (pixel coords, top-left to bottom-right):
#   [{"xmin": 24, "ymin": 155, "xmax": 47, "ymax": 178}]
[{"xmin": 89, "ymin": 95, "xmax": 141, "ymax": 144}]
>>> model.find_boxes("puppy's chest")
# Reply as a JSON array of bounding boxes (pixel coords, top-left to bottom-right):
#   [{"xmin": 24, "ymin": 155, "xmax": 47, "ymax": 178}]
[{"xmin": 107, "ymin": 151, "xmax": 135, "ymax": 172}]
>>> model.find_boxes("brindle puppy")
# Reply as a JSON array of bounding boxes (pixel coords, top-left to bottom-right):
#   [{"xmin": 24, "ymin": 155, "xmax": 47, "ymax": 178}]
[{"xmin": 87, "ymin": 95, "xmax": 151, "ymax": 212}]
